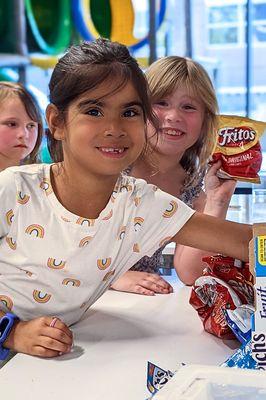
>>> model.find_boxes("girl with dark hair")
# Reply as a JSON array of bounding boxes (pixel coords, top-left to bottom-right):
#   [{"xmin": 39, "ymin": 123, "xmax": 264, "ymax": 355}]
[
  {"xmin": 0, "ymin": 82, "xmax": 43, "ymax": 170},
  {"xmin": 0, "ymin": 39, "xmax": 251, "ymax": 359}
]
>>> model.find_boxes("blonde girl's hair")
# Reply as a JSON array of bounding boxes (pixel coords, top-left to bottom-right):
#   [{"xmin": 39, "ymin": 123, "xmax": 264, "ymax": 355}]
[
  {"xmin": 145, "ymin": 56, "xmax": 219, "ymax": 187},
  {"xmin": 0, "ymin": 81, "xmax": 43, "ymax": 164}
]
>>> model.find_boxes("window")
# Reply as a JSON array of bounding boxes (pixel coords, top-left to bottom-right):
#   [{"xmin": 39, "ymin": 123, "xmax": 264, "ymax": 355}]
[
  {"xmin": 209, "ymin": 26, "xmax": 238, "ymax": 44},
  {"xmin": 253, "ymin": 3, "xmax": 266, "ymax": 42},
  {"xmin": 206, "ymin": 2, "xmax": 245, "ymax": 46},
  {"xmin": 206, "ymin": 0, "xmax": 266, "ymax": 47}
]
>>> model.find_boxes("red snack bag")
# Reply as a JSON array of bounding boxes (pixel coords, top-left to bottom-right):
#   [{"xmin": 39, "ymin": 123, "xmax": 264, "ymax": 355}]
[
  {"xmin": 189, "ymin": 255, "xmax": 254, "ymax": 339},
  {"xmin": 203, "ymin": 256, "xmax": 254, "ymax": 304},
  {"xmin": 212, "ymin": 115, "xmax": 266, "ymax": 183}
]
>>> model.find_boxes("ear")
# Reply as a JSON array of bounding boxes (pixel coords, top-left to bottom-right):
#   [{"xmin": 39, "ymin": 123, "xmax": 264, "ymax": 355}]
[{"xmin": 46, "ymin": 104, "xmax": 65, "ymax": 141}]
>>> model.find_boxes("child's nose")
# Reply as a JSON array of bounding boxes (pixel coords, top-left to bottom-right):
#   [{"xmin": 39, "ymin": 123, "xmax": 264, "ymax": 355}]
[
  {"xmin": 104, "ymin": 131, "xmax": 126, "ymax": 138},
  {"xmin": 17, "ymin": 126, "xmax": 28, "ymax": 139},
  {"xmin": 104, "ymin": 120, "xmax": 126, "ymax": 138},
  {"xmin": 166, "ymin": 107, "xmax": 182, "ymax": 122}
]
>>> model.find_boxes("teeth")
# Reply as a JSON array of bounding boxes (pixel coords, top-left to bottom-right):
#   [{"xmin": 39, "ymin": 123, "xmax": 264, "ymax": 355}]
[
  {"xmin": 165, "ymin": 130, "xmax": 182, "ymax": 136},
  {"xmin": 100, "ymin": 147, "xmax": 125, "ymax": 153}
]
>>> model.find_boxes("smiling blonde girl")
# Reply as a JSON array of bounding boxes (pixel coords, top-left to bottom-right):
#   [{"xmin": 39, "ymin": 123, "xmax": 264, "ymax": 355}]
[{"xmin": 112, "ymin": 56, "xmax": 236, "ymax": 295}]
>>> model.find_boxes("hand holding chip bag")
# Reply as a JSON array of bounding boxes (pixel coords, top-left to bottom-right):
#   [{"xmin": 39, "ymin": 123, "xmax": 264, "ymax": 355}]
[{"xmin": 212, "ymin": 115, "xmax": 266, "ymax": 183}]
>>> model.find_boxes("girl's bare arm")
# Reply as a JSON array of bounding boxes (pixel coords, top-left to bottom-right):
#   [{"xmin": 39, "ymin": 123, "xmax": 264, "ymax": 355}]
[
  {"xmin": 174, "ymin": 163, "xmax": 238, "ymax": 284},
  {"xmin": 172, "ymin": 212, "xmax": 252, "ymax": 263}
]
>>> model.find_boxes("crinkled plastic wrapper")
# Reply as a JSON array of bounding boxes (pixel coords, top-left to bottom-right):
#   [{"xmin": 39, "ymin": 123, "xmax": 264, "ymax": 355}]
[
  {"xmin": 212, "ymin": 115, "xmax": 266, "ymax": 183},
  {"xmin": 146, "ymin": 361, "xmax": 176, "ymax": 397},
  {"xmin": 189, "ymin": 255, "xmax": 254, "ymax": 339},
  {"xmin": 222, "ymin": 340, "xmax": 258, "ymax": 369},
  {"xmin": 224, "ymin": 304, "xmax": 254, "ymax": 344}
]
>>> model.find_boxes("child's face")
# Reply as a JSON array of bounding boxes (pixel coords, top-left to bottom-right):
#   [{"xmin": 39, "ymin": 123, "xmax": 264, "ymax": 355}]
[
  {"xmin": 0, "ymin": 97, "xmax": 38, "ymax": 162},
  {"xmin": 54, "ymin": 80, "xmax": 146, "ymax": 177},
  {"xmin": 147, "ymin": 86, "xmax": 205, "ymax": 157}
]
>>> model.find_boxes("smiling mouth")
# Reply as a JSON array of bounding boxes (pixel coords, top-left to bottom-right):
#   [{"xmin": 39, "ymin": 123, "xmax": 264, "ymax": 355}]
[
  {"xmin": 96, "ymin": 147, "xmax": 129, "ymax": 157},
  {"xmin": 161, "ymin": 128, "xmax": 185, "ymax": 137}
]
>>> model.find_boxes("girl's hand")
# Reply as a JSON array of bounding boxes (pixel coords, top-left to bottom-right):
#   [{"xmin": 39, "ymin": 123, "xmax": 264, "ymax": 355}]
[
  {"xmin": 5, "ymin": 316, "xmax": 73, "ymax": 358},
  {"xmin": 111, "ymin": 271, "xmax": 173, "ymax": 296},
  {"xmin": 204, "ymin": 160, "xmax": 236, "ymax": 208}
]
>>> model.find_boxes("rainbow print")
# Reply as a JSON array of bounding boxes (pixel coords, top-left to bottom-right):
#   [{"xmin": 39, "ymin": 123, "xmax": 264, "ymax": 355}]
[
  {"xmin": 61, "ymin": 216, "xmax": 71, "ymax": 222},
  {"xmin": 134, "ymin": 217, "xmax": 144, "ymax": 231},
  {"xmin": 17, "ymin": 191, "xmax": 30, "ymax": 204},
  {"xmin": 6, "ymin": 209, "xmax": 14, "ymax": 225},
  {"xmin": 111, "ymin": 190, "xmax": 117, "ymax": 203},
  {"xmin": 159, "ymin": 236, "xmax": 172, "ymax": 248},
  {"xmin": 62, "ymin": 278, "xmax": 81, "ymax": 287},
  {"xmin": 33, "ymin": 290, "xmax": 51, "ymax": 303},
  {"xmin": 79, "ymin": 236, "xmax": 92, "ymax": 247},
  {"xmin": 97, "ymin": 257, "xmax": 112, "ymax": 270},
  {"xmin": 76, "ymin": 217, "xmax": 95, "ymax": 227},
  {"xmin": 0, "ymin": 295, "xmax": 13, "ymax": 310},
  {"xmin": 20, "ymin": 268, "xmax": 33, "ymax": 277},
  {"xmin": 120, "ymin": 183, "xmax": 133, "ymax": 192},
  {"xmin": 118, "ymin": 226, "xmax": 126, "ymax": 240},
  {"xmin": 40, "ymin": 178, "xmax": 53, "ymax": 195},
  {"xmin": 6, "ymin": 236, "xmax": 16, "ymax": 250},
  {"xmin": 102, "ymin": 209, "xmax": 113, "ymax": 221},
  {"xmin": 47, "ymin": 258, "xmax": 66, "ymax": 270},
  {"xmin": 134, "ymin": 197, "xmax": 141, "ymax": 206},
  {"xmin": 133, "ymin": 243, "xmax": 140, "ymax": 253},
  {"xmin": 163, "ymin": 200, "xmax": 178, "ymax": 218},
  {"xmin": 103, "ymin": 269, "xmax": 115, "ymax": 282},
  {"xmin": 25, "ymin": 224, "xmax": 45, "ymax": 238}
]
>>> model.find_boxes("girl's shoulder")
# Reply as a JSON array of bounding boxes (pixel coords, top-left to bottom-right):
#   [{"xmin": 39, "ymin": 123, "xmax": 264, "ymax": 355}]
[
  {"xmin": 0, "ymin": 163, "xmax": 50, "ymax": 192},
  {"xmin": 118, "ymin": 173, "xmax": 190, "ymax": 221},
  {"xmin": 0, "ymin": 164, "xmax": 50, "ymax": 214},
  {"xmin": 3, "ymin": 163, "xmax": 48, "ymax": 176},
  {"xmin": 119, "ymin": 172, "xmax": 160, "ymax": 197}
]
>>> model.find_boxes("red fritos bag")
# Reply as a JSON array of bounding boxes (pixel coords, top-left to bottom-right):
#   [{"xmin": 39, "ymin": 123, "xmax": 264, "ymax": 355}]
[
  {"xmin": 189, "ymin": 255, "xmax": 254, "ymax": 339},
  {"xmin": 212, "ymin": 115, "xmax": 266, "ymax": 183}
]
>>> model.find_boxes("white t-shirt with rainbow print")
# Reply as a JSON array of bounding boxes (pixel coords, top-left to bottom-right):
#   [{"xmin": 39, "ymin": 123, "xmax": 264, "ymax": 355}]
[{"xmin": 0, "ymin": 164, "xmax": 194, "ymax": 325}]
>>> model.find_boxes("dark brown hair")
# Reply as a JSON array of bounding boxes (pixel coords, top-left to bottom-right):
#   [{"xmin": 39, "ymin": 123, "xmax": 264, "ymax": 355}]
[
  {"xmin": 0, "ymin": 81, "xmax": 43, "ymax": 163},
  {"xmin": 47, "ymin": 38, "xmax": 156, "ymax": 162}
]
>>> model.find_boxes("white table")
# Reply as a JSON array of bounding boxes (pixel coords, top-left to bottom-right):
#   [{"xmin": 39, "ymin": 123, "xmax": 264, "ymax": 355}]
[{"xmin": 0, "ymin": 282, "xmax": 239, "ymax": 400}]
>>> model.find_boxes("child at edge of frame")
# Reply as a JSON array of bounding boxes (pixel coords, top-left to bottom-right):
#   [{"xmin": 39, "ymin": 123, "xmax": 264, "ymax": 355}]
[{"xmin": 0, "ymin": 81, "xmax": 43, "ymax": 172}]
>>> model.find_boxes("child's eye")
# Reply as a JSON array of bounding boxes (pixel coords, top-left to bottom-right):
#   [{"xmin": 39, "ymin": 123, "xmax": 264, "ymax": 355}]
[
  {"xmin": 6, "ymin": 121, "xmax": 17, "ymax": 127},
  {"xmin": 183, "ymin": 104, "xmax": 197, "ymax": 111},
  {"xmin": 86, "ymin": 109, "xmax": 102, "ymax": 117},
  {"xmin": 123, "ymin": 109, "xmax": 141, "ymax": 118},
  {"xmin": 154, "ymin": 100, "xmax": 168, "ymax": 107},
  {"xmin": 27, "ymin": 123, "xmax": 38, "ymax": 129}
]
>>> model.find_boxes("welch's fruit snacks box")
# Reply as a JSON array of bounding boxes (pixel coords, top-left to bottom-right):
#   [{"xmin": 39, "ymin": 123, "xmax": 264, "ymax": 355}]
[{"xmin": 251, "ymin": 223, "xmax": 266, "ymax": 369}]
